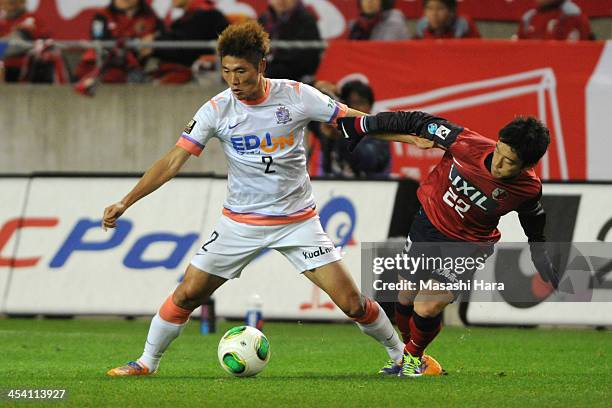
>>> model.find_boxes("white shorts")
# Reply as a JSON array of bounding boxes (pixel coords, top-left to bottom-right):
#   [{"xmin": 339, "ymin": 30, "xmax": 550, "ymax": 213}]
[{"xmin": 190, "ymin": 215, "xmax": 342, "ymax": 279}]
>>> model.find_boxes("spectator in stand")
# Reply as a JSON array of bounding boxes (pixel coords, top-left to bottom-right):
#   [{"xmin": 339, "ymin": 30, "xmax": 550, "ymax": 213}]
[
  {"xmin": 145, "ymin": 0, "xmax": 229, "ymax": 84},
  {"xmin": 414, "ymin": 0, "xmax": 480, "ymax": 39},
  {"xmin": 348, "ymin": 0, "xmax": 409, "ymax": 40},
  {"xmin": 75, "ymin": 0, "xmax": 162, "ymax": 84},
  {"xmin": 258, "ymin": 0, "xmax": 321, "ymax": 83},
  {"xmin": 311, "ymin": 80, "xmax": 390, "ymax": 177},
  {"xmin": 0, "ymin": 0, "xmax": 49, "ymax": 82},
  {"xmin": 516, "ymin": 0, "xmax": 593, "ymax": 40}
]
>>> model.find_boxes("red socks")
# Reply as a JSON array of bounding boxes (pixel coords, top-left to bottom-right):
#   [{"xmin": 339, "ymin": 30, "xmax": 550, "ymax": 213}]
[
  {"xmin": 404, "ymin": 312, "xmax": 443, "ymax": 357},
  {"xmin": 394, "ymin": 302, "xmax": 414, "ymax": 343}
]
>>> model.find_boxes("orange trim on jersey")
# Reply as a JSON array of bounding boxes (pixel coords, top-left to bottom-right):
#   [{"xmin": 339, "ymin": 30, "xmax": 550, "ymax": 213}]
[
  {"xmin": 336, "ymin": 102, "xmax": 349, "ymax": 119},
  {"xmin": 159, "ymin": 295, "xmax": 192, "ymax": 324},
  {"xmin": 290, "ymin": 81, "xmax": 301, "ymax": 95},
  {"xmin": 352, "ymin": 298, "xmax": 380, "ymax": 324},
  {"xmin": 240, "ymin": 79, "xmax": 271, "ymax": 105},
  {"xmin": 222, "ymin": 206, "xmax": 317, "ymax": 226},
  {"xmin": 209, "ymin": 98, "xmax": 219, "ymax": 112},
  {"xmin": 329, "ymin": 102, "xmax": 349, "ymax": 124},
  {"xmin": 176, "ymin": 136, "xmax": 203, "ymax": 157}
]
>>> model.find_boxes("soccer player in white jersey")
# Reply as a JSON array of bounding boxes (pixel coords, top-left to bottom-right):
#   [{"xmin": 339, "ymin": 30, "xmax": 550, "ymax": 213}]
[{"xmin": 103, "ymin": 21, "xmax": 404, "ymax": 376}]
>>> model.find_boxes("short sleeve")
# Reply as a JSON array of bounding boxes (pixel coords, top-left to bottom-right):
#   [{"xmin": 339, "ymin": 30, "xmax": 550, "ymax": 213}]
[
  {"xmin": 300, "ymin": 83, "xmax": 348, "ymax": 124},
  {"xmin": 176, "ymin": 101, "xmax": 218, "ymax": 157}
]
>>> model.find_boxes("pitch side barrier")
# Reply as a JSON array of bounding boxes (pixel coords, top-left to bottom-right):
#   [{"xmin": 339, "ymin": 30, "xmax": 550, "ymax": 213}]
[{"xmin": 1, "ymin": 174, "xmax": 611, "ymax": 325}]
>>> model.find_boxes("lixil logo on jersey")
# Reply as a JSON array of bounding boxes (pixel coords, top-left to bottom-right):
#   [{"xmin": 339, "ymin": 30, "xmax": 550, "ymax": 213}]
[
  {"xmin": 230, "ymin": 131, "xmax": 295, "ymax": 155},
  {"xmin": 448, "ymin": 164, "xmax": 496, "ymax": 212}
]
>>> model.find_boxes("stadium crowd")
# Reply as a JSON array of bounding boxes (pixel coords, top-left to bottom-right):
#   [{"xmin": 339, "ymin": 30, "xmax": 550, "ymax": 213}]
[
  {"xmin": 0, "ymin": 0, "xmax": 604, "ymax": 177},
  {"xmin": 0, "ymin": 0, "xmax": 600, "ymax": 85}
]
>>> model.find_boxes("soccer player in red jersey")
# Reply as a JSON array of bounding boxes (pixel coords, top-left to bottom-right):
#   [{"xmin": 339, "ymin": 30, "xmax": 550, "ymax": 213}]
[{"xmin": 338, "ymin": 111, "xmax": 559, "ymax": 377}]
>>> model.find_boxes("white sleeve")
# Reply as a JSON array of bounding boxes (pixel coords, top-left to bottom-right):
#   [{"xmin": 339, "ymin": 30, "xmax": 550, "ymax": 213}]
[
  {"xmin": 175, "ymin": 101, "xmax": 218, "ymax": 157},
  {"xmin": 300, "ymin": 83, "xmax": 348, "ymax": 124}
]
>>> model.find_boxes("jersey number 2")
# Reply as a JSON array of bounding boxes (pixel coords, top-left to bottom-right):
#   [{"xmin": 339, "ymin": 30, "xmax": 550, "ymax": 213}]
[{"xmin": 262, "ymin": 156, "xmax": 276, "ymax": 174}]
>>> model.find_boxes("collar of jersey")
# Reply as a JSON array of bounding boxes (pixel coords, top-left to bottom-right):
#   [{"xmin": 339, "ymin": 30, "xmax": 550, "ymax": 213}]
[{"xmin": 238, "ymin": 78, "xmax": 271, "ymax": 106}]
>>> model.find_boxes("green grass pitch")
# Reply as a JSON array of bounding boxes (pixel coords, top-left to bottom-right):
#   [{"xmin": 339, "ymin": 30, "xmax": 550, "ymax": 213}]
[{"xmin": 0, "ymin": 318, "xmax": 610, "ymax": 407}]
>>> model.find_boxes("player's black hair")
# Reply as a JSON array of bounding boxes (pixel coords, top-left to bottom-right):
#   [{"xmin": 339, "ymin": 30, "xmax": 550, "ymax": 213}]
[
  {"xmin": 423, "ymin": 0, "xmax": 457, "ymax": 11},
  {"xmin": 217, "ymin": 21, "xmax": 270, "ymax": 69},
  {"xmin": 339, "ymin": 81, "xmax": 375, "ymax": 108},
  {"xmin": 498, "ymin": 116, "xmax": 550, "ymax": 167}
]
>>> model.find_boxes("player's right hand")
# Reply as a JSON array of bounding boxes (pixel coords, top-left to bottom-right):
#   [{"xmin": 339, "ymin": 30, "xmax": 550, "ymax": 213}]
[
  {"xmin": 337, "ymin": 116, "xmax": 367, "ymax": 152},
  {"xmin": 102, "ymin": 202, "xmax": 127, "ymax": 231},
  {"xmin": 529, "ymin": 243, "xmax": 560, "ymax": 289}
]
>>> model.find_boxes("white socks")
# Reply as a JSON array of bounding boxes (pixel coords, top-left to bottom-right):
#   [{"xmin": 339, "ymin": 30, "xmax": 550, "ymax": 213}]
[
  {"xmin": 356, "ymin": 302, "xmax": 404, "ymax": 364},
  {"xmin": 138, "ymin": 313, "xmax": 187, "ymax": 371}
]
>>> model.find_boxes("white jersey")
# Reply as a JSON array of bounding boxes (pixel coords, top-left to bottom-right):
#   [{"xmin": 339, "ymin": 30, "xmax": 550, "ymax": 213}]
[{"xmin": 176, "ymin": 78, "xmax": 348, "ymax": 225}]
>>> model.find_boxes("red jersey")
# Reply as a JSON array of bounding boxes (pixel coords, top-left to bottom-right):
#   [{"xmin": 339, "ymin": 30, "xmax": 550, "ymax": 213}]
[
  {"xmin": 0, "ymin": 10, "xmax": 49, "ymax": 78},
  {"xmin": 0, "ymin": 10, "xmax": 48, "ymax": 38},
  {"xmin": 418, "ymin": 128, "xmax": 541, "ymax": 243},
  {"xmin": 89, "ymin": 5, "xmax": 161, "ymax": 40},
  {"xmin": 75, "ymin": 5, "xmax": 161, "ymax": 82},
  {"xmin": 366, "ymin": 111, "xmax": 542, "ymax": 243},
  {"xmin": 517, "ymin": 0, "xmax": 593, "ymax": 40}
]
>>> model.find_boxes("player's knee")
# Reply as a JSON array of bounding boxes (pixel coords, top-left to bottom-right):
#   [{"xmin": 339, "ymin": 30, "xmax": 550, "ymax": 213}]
[
  {"xmin": 414, "ymin": 301, "xmax": 447, "ymax": 318},
  {"xmin": 173, "ymin": 282, "xmax": 206, "ymax": 310},
  {"xmin": 398, "ymin": 289, "xmax": 417, "ymax": 305}
]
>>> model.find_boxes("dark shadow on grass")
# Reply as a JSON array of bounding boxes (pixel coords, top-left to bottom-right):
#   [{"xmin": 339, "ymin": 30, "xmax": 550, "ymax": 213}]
[{"xmin": 115, "ymin": 373, "xmax": 449, "ymax": 381}]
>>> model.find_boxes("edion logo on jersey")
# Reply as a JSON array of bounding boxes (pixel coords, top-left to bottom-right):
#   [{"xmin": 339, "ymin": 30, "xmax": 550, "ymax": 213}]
[{"xmin": 230, "ymin": 131, "xmax": 295, "ymax": 155}]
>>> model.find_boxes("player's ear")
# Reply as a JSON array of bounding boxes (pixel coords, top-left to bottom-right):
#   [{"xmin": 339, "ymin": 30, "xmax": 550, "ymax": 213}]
[
  {"xmin": 521, "ymin": 161, "xmax": 536, "ymax": 171},
  {"xmin": 258, "ymin": 58, "xmax": 266, "ymax": 74}
]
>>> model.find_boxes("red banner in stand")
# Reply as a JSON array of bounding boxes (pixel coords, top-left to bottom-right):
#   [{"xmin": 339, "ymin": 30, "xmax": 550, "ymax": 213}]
[{"xmin": 315, "ymin": 39, "xmax": 606, "ymax": 181}]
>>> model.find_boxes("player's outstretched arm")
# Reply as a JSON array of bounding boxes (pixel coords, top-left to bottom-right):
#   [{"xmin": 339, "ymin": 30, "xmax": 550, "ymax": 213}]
[
  {"xmin": 102, "ymin": 146, "xmax": 191, "ymax": 230},
  {"xmin": 338, "ymin": 111, "xmax": 459, "ymax": 151},
  {"xmin": 342, "ymin": 108, "xmax": 436, "ymax": 149}
]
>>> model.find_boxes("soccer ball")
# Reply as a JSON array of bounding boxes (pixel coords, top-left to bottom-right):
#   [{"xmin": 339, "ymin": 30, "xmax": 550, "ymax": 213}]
[{"xmin": 217, "ymin": 326, "xmax": 270, "ymax": 377}]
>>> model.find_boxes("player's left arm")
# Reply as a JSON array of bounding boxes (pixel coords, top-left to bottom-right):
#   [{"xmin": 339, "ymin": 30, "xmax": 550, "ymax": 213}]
[{"xmin": 517, "ymin": 189, "xmax": 560, "ymax": 289}]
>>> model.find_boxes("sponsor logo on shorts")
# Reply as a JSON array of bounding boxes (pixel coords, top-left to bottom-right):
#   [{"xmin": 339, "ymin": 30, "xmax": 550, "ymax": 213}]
[
  {"xmin": 303, "ymin": 246, "xmax": 334, "ymax": 260},
  {"xmin": 433, "ymin": 268, "xmax": 459, "ymax": 282}
]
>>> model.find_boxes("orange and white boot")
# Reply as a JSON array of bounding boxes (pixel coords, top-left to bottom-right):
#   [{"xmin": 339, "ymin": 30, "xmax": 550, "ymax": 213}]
[{"xmin": 106, "ymin": 361, "xmax": 156, "ymax": 377}]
